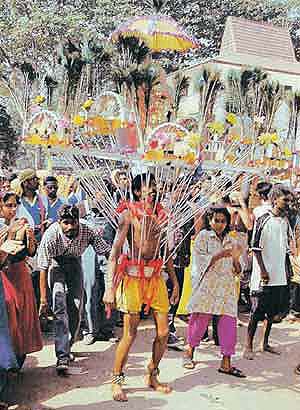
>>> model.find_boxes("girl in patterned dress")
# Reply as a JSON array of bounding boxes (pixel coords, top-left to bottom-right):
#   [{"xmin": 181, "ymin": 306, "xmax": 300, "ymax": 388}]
[{"xmin": 182, "ymin": 206, "xmax": 246, "ymax": 377}]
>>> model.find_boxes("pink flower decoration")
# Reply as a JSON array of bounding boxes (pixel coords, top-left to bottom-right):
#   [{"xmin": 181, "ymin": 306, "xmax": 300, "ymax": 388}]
[
  {"xmin": 58, "ymin": 118, "xmax": 70, "ymax": 129},
  {"xmin": 149, "ymin": 139, "xmax": 159, "ymax": 149},
  {"xmin": 31, "ymin": 105, "xmax": 41, "ymax": 114},
  {"xmin": 159, "ymin": 132, "xmax": 171, "ymax": 146}
]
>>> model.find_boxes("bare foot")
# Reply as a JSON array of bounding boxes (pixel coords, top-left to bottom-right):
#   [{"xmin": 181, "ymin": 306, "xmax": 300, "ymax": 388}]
[
  {"xmin": 243, "ymin": 348, "xmax": 254, "ymax": 360},
  {"xmin": 261, "ymin": 345, "xmax": 281, "ymax": 355},
  {"xmin": 295, "ymin": 363, "xmax": 300, "ymax": 375},
  {"xmin": 112, "ymin": 383, "xmax": 128, "ymax": 402},
  {"xmin": 146, "ymin": 368, "xmax": 172, "ymax": 394}
]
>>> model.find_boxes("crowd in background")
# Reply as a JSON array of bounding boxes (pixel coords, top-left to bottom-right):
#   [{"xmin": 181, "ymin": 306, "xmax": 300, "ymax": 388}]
[{"xmin": 0, "ymin": 167, "xmax": 300, "ymax": 406}]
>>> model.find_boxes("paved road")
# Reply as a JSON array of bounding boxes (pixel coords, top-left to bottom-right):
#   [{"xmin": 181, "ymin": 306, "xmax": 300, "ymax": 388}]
[{"xmin": 5, "ymin": 315, "xmax": 300, "ymax": 410}]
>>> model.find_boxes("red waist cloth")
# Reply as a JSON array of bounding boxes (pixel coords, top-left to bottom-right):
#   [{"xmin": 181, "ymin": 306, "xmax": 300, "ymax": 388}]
[
  {"xmin": 1, "ymin": 261, "xmax": 43, "ymax": 355},
  {"xmin": 114, "ymin": 255, "xmax": 164, "ymax": 313}
]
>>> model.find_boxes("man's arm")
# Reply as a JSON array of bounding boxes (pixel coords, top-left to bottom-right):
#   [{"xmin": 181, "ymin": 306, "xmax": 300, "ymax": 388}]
[
  {"xmin": 39, "ymin": 269, "xmax": 48, "ymax": 308},
  {"xmin": 237, "ymin": 193, "xmax": 253, "ymax": 231},
  {"xmin": 253, "ymin": 250, "xmax": 269, "ymax": 282},
  {"xmin": 165, "ymin": 248, "xmax": 180, "ymax": 305},
  {"xmin": 37, "ymin": 228, "xmax": 56, "ymax": 313},
  {"xmin": 251, "ymin": 214, "xmax": 270, "ymax": 283},
  {"xmin": 103, "ymin": 212, "xmax": 130, "ymax": 304}
]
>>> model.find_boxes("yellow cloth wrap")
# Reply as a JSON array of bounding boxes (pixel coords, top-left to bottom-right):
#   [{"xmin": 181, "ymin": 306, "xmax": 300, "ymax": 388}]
[
  {"xmin": 115, "ymin": 274, "xmax": 169, "ymax": 314},
  {"xmin": 177, "ymin": 240, "xmax": 194, "ymax": 315}
]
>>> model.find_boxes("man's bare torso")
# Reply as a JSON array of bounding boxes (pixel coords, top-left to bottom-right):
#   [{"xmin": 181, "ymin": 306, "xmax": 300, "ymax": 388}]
[{"xmin": 124, "ymin": 211, "xmax": 162, "ymax": 261}]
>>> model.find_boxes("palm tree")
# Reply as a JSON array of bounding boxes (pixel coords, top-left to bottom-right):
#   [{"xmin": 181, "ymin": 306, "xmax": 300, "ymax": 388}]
[
  {"xmin": 194, "ymin": 65, "xmax": 222, "ymax": 133},
  {"xmin": 145, "ymin": 0, "xmax": 169, "ymax": 13},
  {"xmin": 115, "ymin": 35, "xmax": 150, "ymax": 69},
  {"xmin": 173, "ymin": 72, "xmax": 189, "ymax": 120},
  {"xmin": 261, "ymin": 80, "xmax": 283, "ymax": 132},
  {"xmin": 225, "ymin": 67, "xmax": 268, "ymax": 136},
  {"xmin": 287, "ymin": 90, "xmax": 300, "ymax": 144}
]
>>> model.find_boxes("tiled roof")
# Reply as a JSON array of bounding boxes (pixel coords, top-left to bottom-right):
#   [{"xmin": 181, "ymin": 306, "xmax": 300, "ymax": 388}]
[{"xmin": 220, "ymin": 16, "xmax": 296, "ymax": 63}]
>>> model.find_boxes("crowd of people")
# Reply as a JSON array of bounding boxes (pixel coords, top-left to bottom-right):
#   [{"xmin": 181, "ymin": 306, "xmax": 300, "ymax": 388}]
[{"xmin": 0, "ymin": 167, "xmax": 300, "ymax": 406}]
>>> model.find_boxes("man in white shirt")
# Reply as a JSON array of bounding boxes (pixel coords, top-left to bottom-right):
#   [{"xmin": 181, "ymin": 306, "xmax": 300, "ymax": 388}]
[
  {"xmin": 252, "ymin": 182, "xmax": 272, "ymax": 220},
  {"xmin": 243, "ymin": 184, "xmax": 293, "ymax": 360}
]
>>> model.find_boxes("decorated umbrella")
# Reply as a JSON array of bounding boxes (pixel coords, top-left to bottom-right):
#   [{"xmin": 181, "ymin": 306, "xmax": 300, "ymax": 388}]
[{"xmin": 110, "ymin": 15, "xmax": 199, "ymax": 52}]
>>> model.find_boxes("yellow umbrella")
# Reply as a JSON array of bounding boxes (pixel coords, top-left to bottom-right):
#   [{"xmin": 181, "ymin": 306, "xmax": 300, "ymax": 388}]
[{"xmin": 111, "ymin": 15, "xmax": 199, "ymax": 52}]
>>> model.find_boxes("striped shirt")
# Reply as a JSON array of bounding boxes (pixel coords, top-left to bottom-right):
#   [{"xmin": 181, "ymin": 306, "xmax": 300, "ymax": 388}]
[{"xmin": 37, "ymin": 221, "xmax": 110, "ymax": 270}]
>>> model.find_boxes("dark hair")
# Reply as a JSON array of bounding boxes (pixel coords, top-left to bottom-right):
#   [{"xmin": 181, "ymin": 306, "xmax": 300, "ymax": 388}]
[
  {"xmin": 203, "ymin": 206, "xmax": 231, "ymax": 236},
  {"xmin": 0, "ymin": 191, "xmax": 20, "ymax": 205},
  {"xmin": 268, "ymin": 184, "xmax": 293, "ymax": 204},
  {"xmin": 58, "ymin": 204, "xmax": 79, "ymax": 221},
  {"xmin": 8, "ymin": 173, "xmax": 18, "ymax": 183},
  {"xmin": 44, "ymin": 175, "xmax": 58, "ymax": 185},
  {"xmin": 131, "ymin": 173, "xmax": 156, "ymax": 201},
  {"xmin": 256, "ymin": 182, "xmax": 272, "ymax": 201}
]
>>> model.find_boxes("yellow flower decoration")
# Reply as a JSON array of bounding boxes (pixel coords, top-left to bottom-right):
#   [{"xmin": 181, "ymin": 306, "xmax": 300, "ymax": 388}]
[
  {"xmin": 283, "ymin": 147, "xmax": 292, "ymax": 158},
  {"xmin": 72, "ymin": 115, "xmax": 85, "ymax": 127},
  {"xmin": 207, "ymin": 121, "xmax": 225, "ymax": 135},
  {"xmin": 33, "ymin": 95, "xmax": 45, "ymax": 105},
  {"xmin": 270, "ymin": 133, "xmax": 279, "ymax": 144},
  {"xmin": 184, "ymin": 152, "xmax": 196, "ymax": 164},
  {"xmin": 258, "ymin": 133, "xmax": 271, "ymax": 145},
  {"xmin": 231, "ymin": 134, "xmax": 240, "ymax": 142},
  {"xmin": 144, "ymin": 150, "xmax": 164, "ymax": 161},
  {"xmin": 228, "ymin": 230, "xmax": 238, "ymax": 239},
  {"xmin": 258, "ymin": 132, "xmax": 279, "ymax": 146},
  {"xmin": 226, "ymin": 113, "xmax": 238, "ymax": 126},
  {"xmin": 225, "ymin": 153, "xmax": 236, "ymax": 163},
  {"xmin": 242, "ymin": 137, "xmax": 254, "ymax": 145},
  {"xmin": 186, "ymin": 133, "xmax": 202, "ymax": 148},
  {"xmin": 82, "ymin": 99, "xmax": 94, "ymax": 110}
]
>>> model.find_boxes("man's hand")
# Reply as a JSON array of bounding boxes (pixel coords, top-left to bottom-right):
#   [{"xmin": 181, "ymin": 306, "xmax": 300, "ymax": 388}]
[
  {"xmin": 260, "ymin": 270, "xmax": 270, "ymax": 285},
  {"xmin": 103, "ymin": 288, "xmax": 115, "ymax": 319},
  {"xmin": 103, "ymin": 288, "xmax": 115, "ymax": 307},
  {"xmin": 170, "ymin": 284, "xmax": 180, "ymax": 306},
  {"xmin": 39, "ymin": 301, "xmax": 48, "ymax": 317}
]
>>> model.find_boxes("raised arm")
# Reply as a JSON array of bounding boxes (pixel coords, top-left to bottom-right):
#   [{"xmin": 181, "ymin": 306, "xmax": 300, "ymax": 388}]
[{"xmin": 237, "ymin": 193, "xmax": 253, "ymax": 231}]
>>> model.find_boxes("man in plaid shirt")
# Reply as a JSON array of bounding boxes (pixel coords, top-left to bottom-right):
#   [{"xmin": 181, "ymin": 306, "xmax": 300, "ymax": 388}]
[{"xmin": 38, "ymin": 204, "xmax": 110, "ymax": 375}]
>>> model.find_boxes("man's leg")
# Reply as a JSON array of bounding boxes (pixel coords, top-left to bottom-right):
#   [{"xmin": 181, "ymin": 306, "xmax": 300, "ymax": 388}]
[
  {"xmin": 168, "ymin": 267, "xmax": 184, "ymax": 332},
  {"xmin": 49, "ymin": 263, "xmax": 70, "ymax": 372},
  {"xmin": 167, "ymin": 267, "xmax": 184, "ymax": 345},
  {"xmin": 0, "ymin": 371, "xmax": 8, "ymax": 407},
  {"xmin": 243, "ymin": 294, "xmax": 261, "ymax": 360},
  {"xmin": 82, "ymin": 248, "xmax": 96, "ymax": 344},
  {"xmin": 112, "ymin": 313, "xmax": 140, "ymax": 402},
  {"xmin": 212, "ymin": 315, "xmax": 219, "ymax": 345},
  {"xmin": 260, "ymin": 318, "xmax": 279, "ymax": 353},
  {"xmin": 65, "ymin": 258, "xmax": 83, "ymax": 347},
  {"xmin": 146, "ymin": 311, "xmax": 172, "ymax": 394},
  {"xmin": 261, "ymin": 286, "xmax": 282, "ymax": 355}
]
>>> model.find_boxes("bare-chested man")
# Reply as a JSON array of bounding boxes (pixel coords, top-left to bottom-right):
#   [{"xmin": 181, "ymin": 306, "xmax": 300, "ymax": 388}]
[{"xmin": 103, "ymin": 173, "xmax": 179, "ymax": 402}]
